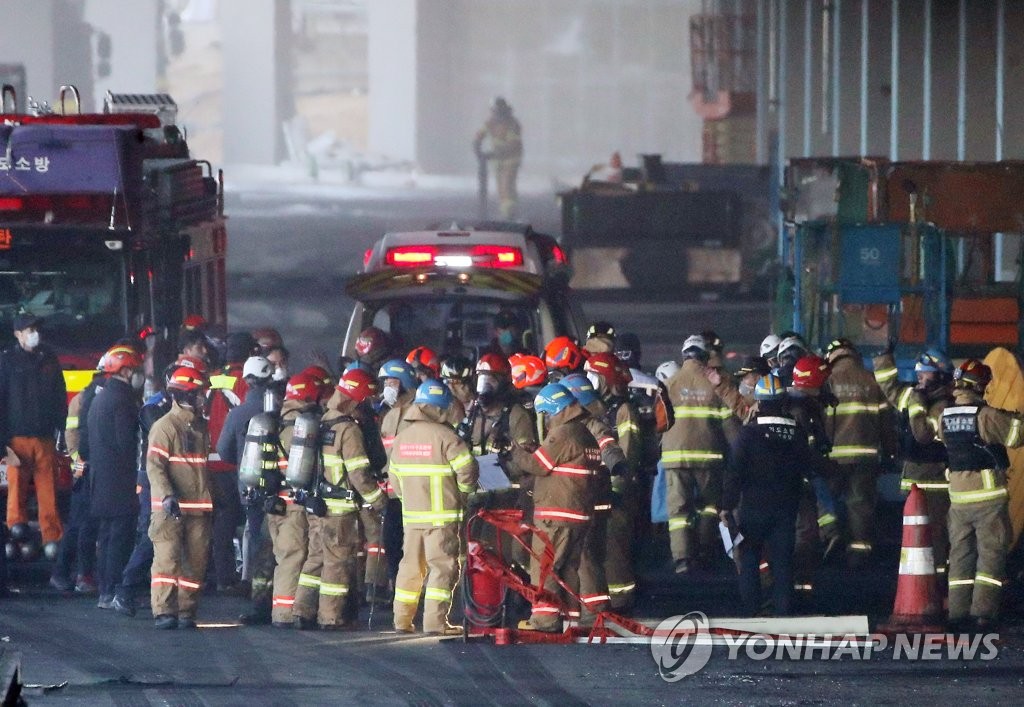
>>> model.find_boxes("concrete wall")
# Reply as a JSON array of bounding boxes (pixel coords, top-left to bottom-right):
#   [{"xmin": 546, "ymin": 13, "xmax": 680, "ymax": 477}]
[
  {"xmin": 84, "ymin": 0, "xmax": 160, "ymax": 109},
  {"xmin": 0, "ymin": 0, "xmax": 62, "ymax": 109},
  {"xmin": 369, "ymin": 0, "xmax": 704, "ymax": 178}
]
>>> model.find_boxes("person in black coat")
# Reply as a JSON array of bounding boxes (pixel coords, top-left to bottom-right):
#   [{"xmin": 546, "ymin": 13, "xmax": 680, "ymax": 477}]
[
  {"xmin": 720, "ymin": 374, "xmax": 821, "ymax": 617},
  {"xmin": 87, "ymin": 345, "xmax": 143, "ymax": 607}
]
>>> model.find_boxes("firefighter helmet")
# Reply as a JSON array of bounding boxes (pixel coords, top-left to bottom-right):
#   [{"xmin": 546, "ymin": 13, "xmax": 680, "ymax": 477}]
[
  {"xmin": 559, "ymin": 373, "xmax": 599, "ymax": 407},
  {"xmin": 779, "ymin": 336, "xmax": 810, "ymax": 364},
  {"xmin": 377, "ymin": 359, "xmax": 418, "ymax": 392},
  {"xmin": 285, "ymin": 371, "xmax": 321, "ymax": 402},
  {"xmin": 655, "ymin": 360, "xmax": 680, "ymax": 383},
  {"xmin": 680, "ymin": 334, "xmax": 708, "ymax": 361},
  {"xmin": 736, "ymin": 356, "xmax": 771, "ymax": 379},
  {"xmin": 954, "ymin": 359, "xmax": 992, "ymax": 390},
  {"xmin": 915, "ymin": 348, "xmax": 953, "ymax": 376},
  {"xmin": 476, "ymin": 352, "xmax": 511, "ymax": 377},
  {"xmin": 614, "ymin": 332, "xmax": 642, "ymax": 365},
  {"xmin": 102, "ymin": 345, "xmax": 143, "ymax": 374},
  {"xmin": 791, "ymin": 355, "xmax": 830, "ymax": 390},
  {"xmin": 182, "ymin": 314, "xmax": 207, "ymax": 331},
  {"xmin": 824, "ymin": 337, "xmax": 856, "ymax": 362},
  {"xmin": 584, "ymin": 352, "xmax": 631, "ymax": 388},
  {"xmin": 167, "ymin": 366, "xmax": 207, "ymax": 392},
  {"xmin": 242, "ymin": 356, "xmax": 274, "ymax": 381},
  {"xmin": 544, "ymin": 336, "xmax": 584, "ymax": 372},
  {"xmin": 700, "ymin": 329, "xmax": 723, "ymax": 352},
  {"xmin": 251, "ymin": 327, "xmax": 283, "ymax": 350},
  {"xmin": 760, "ymin": 334, "xmax": 782, "ymax": 359},
  {"xmin": 302, "ymin": 365, "xmax": 335, "ymax": 392},
  {"xmin": 440, "ymin": 356, "xmax": 474, "ymax": 381},
  {"xmin": 414, "ymin": 379, "xmax": 452, "ymax": 409},
  {"xmin": 510, "ymin": 354, "xmax": 547, "ymax": 389},
  {"xmin": 754, "ymin": 374, "xmax": 786, "ymax": 400},
  {"xmin": 176, "ymin": 354, "xmax": 207, "ymax": 375},
  {"xmin": 406, "ymin": 346, "xmax": 441, "ymax": 377},
  {"xmin": 534, "ymin": 383, "xmax": 576, "ymax": 417},
  {"xmin": 355, "ymin": 326, "xmax": 388, "ymax": 360},
  {"xmin": 337, "ymin": 368, "xmax": 379, "ymax": 403}
]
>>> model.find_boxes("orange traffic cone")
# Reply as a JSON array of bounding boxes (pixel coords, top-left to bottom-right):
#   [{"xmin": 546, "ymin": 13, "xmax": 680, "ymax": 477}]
[{"xmin": 878, "ymin": 484, "xmax": 945, "ymax": 634}]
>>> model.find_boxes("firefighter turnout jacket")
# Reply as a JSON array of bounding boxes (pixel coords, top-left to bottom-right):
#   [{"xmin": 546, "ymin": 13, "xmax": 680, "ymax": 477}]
[
  {"xmin": 146, "ymin": 401, "xmax": 212, "ymax": 514},
  {"xmin": 940, "ymin": 390, "xmax": 1023, "ymax": 505},
  {"xmin": 320, "ymin": 391, "xmax": 385, "ymax": 515},
  {"xmin": 825, "ymin": 354, "xmax": 893, "ymax": 465},
  {"xmin": 387, "ymin": 403, "xmax": 479, "ymax": 527},
  {"xmin": 661, "ymin": 359, "xmax": 735, "ymax": 469}
]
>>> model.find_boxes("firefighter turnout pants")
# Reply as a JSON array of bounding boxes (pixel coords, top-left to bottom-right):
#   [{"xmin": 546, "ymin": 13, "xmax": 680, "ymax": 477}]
[
  {"xmin": 578, "ymin": 509, "xmax": 610, "ymax": 619},
  {"xmin": 530, "ymin": 520, "xmax": 588, "ymax": 631},
  {"xmin": 268, "ymin": 501, "xmax": 309, "ymax": 623},
  {"xmin": 294, "ymin": 513, "xmax": 360, "ymax": 627},
  {"xmin": 149, "ymin": 511, "xmax": 212, "ymax": 619},
  {"xmin": 947, "ymin": 498, "xmax": 1011, "ymax": 622},
  {"xmin": 823, "ymin": 462, "xmax": 878, "ymax": 559},
  {"xmin": 393, "ymin": 523, "xmax": 461, "ymax": 633},
  {"xmin": 606, "ymin": 485, "xmax": 639, "ymax": 609},
  {"xmin": 666, "ymin": 466, "xmax": 721, "ymax": 563},
  {"xmin": 360, "ymin": 505, "xmax": 387, "ymax": 596},
  {"xmin": 6, "ymin": 436, "xmax": 63, "ymax": 543}
]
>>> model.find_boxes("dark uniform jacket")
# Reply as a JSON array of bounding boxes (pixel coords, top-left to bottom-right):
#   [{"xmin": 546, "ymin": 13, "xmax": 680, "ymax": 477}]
[
  {"xmin": 87, "ymin": 376, "xmax": 140, "ymax": 517},
  {"xmin": 0, "ymin": 344, "xmax": 67, "ymax": 447}
]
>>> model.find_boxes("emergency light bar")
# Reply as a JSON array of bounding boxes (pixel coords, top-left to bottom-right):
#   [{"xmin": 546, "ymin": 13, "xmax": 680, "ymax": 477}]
[{"xmin": 384, "ymin": 244, "xmax": 524, "ymax": 269}]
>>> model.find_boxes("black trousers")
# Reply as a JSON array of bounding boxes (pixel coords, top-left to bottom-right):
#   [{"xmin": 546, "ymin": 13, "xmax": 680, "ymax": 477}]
[
  {"xmin": 115, "ymin": 510, "xmax": 153, "ymax": 603},
  {"xmin": 738, "ymin": 506, "xmax": 798, "ymax": 617},
  {"xmin": 95, "ymin": 514, "xmax": 138, "ymax": 598},
  {"xmin": 54, "ymin": 479, "xmax": 99, "ymax": 582},
  {"xmin": 210, "ymin": 471, "xmax": 243, "ymax": 586}
]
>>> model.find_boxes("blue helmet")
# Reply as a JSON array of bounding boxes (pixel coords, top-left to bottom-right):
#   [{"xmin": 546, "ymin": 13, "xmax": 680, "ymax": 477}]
[
  {"xmin": 345, "ymin": 360, "xmax": 374, "ymax": 374},
  {"xmin": 377, "ymin": 359, "xmax": 418, "ymax": 392},
  {"xmin": 534, "ymin": 383, "xmax": 576, "ymax": 417},
  {"xmin": 754, "ymin": 374, "xmax": 786, "ymax": 401},
  {"xmin": 559, "ymin": 373, "xmax": 599, "ymax": 407},
  {"xmin": 414, "ymin": 379, "xmax": 452, "ymax": 409},
  {"xmin": 915, "ymin": 348, "xmax": 952, "ymax": 376}
]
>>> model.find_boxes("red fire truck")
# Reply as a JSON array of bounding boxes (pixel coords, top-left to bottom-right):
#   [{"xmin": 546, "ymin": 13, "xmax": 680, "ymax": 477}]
[{"xmin": 0, "ymin": 85, "xmax": 226, "ymax": 502}]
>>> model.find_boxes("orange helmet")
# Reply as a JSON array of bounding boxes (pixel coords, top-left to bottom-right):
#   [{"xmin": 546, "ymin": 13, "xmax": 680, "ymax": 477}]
[
  {"xmin": 337, "ymin": 368, "xmax": 379, "ymax": 403},
  {"xmin": 167, "ymin": 366, "xmax": 207, "ymax": 392},
  {"xmin": 791, "ymin": 355, "xmax": 830, "ymax": 390},
  {"xmin": 285, "ymin": 371, "xmax": 321, "ymax": 402},
  {"xmin": 544, "ymin": 336, "xmax": 584, "ymax": 372},
  {"xmin": 476, "ymin": 352, "xmax": 511, "ymax": 377},
  {"xmin": 584, "ymin": 352, "xmax": 631, "ymax": 389},
  {"xmin": 102, "ymin": 345, "xmax": 143, "ymax": 375},
  {"xmin": 510, "ymin": 354, "xmax": 547, "ymax": 389},
  {"xmin": 406, "ymin": 346, "xmax": 440, "ymax": 377}
]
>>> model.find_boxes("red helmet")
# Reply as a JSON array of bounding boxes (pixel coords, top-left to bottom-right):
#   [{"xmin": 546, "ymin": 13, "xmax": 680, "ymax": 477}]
[
  {"xmin": 175, "ymin": 354, "xmax": 208, "ymax": 376},
  {"xmin": 337, "ymin": 368, "xmax": 379, "ymax": 403},
  {"xmin": 251, "ymin": 327, "xmax": 283, "ymax": 350},
  {"xmin": 476, "ymin": 352, "xmax": 511, "ymax": 377},
  {"xmin": 544, "ymin": 336, "xmax": 584, "ymax": 372},
  {"xmin": 510, "ymin": 354, "xmax": 547, "ymax": 389},
  {"xmin": 285, "ymin": 371, "xmax": 321, "ymax": 402},
  {"xmin": 954, "ymin": 359, "xmax": 993, "ymax": 389},
  {"xmin": 102, "ymin": 345, "xmax": 144, "ymax": 375},
  {"xmin": 406, "ymin": 346, "xmax": 440, "ymax": 377},
  {"xmin": 584, "ymin": 352, "xmax": 631, "ymax": 388},
  {"xmin": 182, "ymin": 314, "xmax": 207, "ymax": 331},
  {"xmin": 167, "ymin": 366, "xmax": 207, "ymax": 392},
  {"xmin": 791, "ymin": 355, "xmax": 830, "ymax": 390},
  {"xmin": 355, "ymin": 327, "xmax": 388, "ymax": 360},
  {"xmin": 302, "ymin": 365, "xmax": 334, "ymax": 397}
]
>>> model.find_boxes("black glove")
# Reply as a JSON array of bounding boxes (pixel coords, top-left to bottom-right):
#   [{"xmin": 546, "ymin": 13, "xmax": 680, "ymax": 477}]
[
  {"xmin": 610, "ymin": 461, "xmax": 629, "ymax": 477},
  {"xmin": 162, "ymin": 495, "xmax": 181, "ymax": 519}
]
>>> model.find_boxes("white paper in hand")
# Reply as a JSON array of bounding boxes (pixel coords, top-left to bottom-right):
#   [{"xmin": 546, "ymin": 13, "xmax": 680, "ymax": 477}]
[
  {"xmin": 719, "ymin": 521, "xmax": 742, "ymax": 559},
  {"xmin": 4, "ymin": 447, "xmax": 20, "ymax": 467},
  {"xmin": 476, "ymin": 453, "xmax": 511, "ymax": 491}
]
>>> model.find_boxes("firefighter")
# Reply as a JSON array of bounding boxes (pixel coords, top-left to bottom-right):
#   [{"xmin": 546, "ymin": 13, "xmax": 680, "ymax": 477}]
[
  {"xmin": 354, "ymin": 327, "xmax": 392, "ymax": 371},
  {"xmin": 873, "ymin": 343, "xmax": 954, "ymax": 577},
  {"xmin": 823, "ymin": 337, "xmax": 894, "ymax": 568},
  {"xmin": 294, "ymin": 369, "xmax": 386, "ymax": 630},
  {"xmin": 266, "ymin": 371, "xmax": 322, "ymax": 627},
  {"xmin": 440, "ymin": 356, "xmax": 476, "ymax": 408},
  {"xmin": 584, "ymin": 321, "xmax": 616, "ymax": 355},
  {"xmin": 472, "ymin": 96, "xmax": 523, "ymax": 219},
  {"xmin": 0, "ymin": 314, "xmax": 67, "ymax": 555},
  {"xmin": 206, "ymin": 332, "xmax": 258, "ymax": 595},
  {"xmin": 720, "ymin": 374, "xmax": 820, "ymax": 617},
  {"xmin": 583, "ymin": 353, "xmax": 642, "ymax": 612},
  {"xmin": 544, "ymin": 336, "xmax": 586, "ymax": 383},
  {"xmin": 760, "ymin": 334, "xmax": 782, "ymax": 369},
  {"xmin": 389, "ymin": 380, "xmax": 479, "ymax": 635},
  {"xmin": 510, "ymin": 383, "xmax": 600, "ymax": 632},
  {"xmin": 147, "ymin": 366, "xmax": 212, "ymax": 630},
  {"xmin": 510, "ymin": 354, "xmax": 548, "ymax": 405},
  {"xmin": 486, "ymin": 308, "xmax": 528, "ymax": 357},
  {"xmin": 774, "ymin": 336, "xmax": 808, "ymax": 388},
  {"xmin": 712, "ymin": 356, "xmax": 770, "ymax": 423},
  {"xmin": 406, "ymin": 346, "xmax": 441, "ymax": 382},
  {"xmin": 661, "ymin": 335, "xmax": 736, "ymax": 573},
  {"xmin": 460, "ymin": 354, "xmax": 536, "ymax": 458},
  {"xmin": 940, "ymin": 360, "xmax": 1024, "ymax": 631}
]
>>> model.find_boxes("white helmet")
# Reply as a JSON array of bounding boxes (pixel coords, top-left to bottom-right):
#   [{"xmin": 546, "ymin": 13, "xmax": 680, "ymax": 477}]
[
  {"xmin": 759, "ymin": 334, "xmax": 781, "ymax": 358},
  {"xmin": 777, "ymin": 336, "xmax": 807, "ymax": 363},
  {"xmin": 242, "ymin": 356, "xmax": 274, "ymax": 381},
  {"xmin": 655, "ymin": 360, "xmax": 680, "ymax": 383},
  {"xmin": 680, "ymin": 334, "xmax": 707, "ymax": 359}
]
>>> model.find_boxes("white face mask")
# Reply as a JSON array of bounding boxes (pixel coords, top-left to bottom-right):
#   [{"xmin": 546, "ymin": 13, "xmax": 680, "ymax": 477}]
[
  {"xmin": 130, "ymin": 371, "xmax": 145, "ymax": 390},
  {"xmin": 586, "ymin": 372, "xmax": 602, "ymax": 390},
  {"xmin": 272, "ymin": 365, "xmax": 288, "ymax": 382},
  {"xmin": 23, "ymin": 331, "xmax": 40, "ymax": 350},
  {"xmin": 381, "ymin": 386, "xmax": 400, "ymax": 408},
  {"xmin": 738, "ymin": 381, "xmax": 754, "ymax": 398}
]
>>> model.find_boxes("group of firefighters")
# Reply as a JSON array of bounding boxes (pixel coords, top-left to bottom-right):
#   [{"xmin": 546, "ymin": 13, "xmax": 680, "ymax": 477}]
[{"xmin": 2, "ymin": 312, "xmax": 1021, "ymax": 635}]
